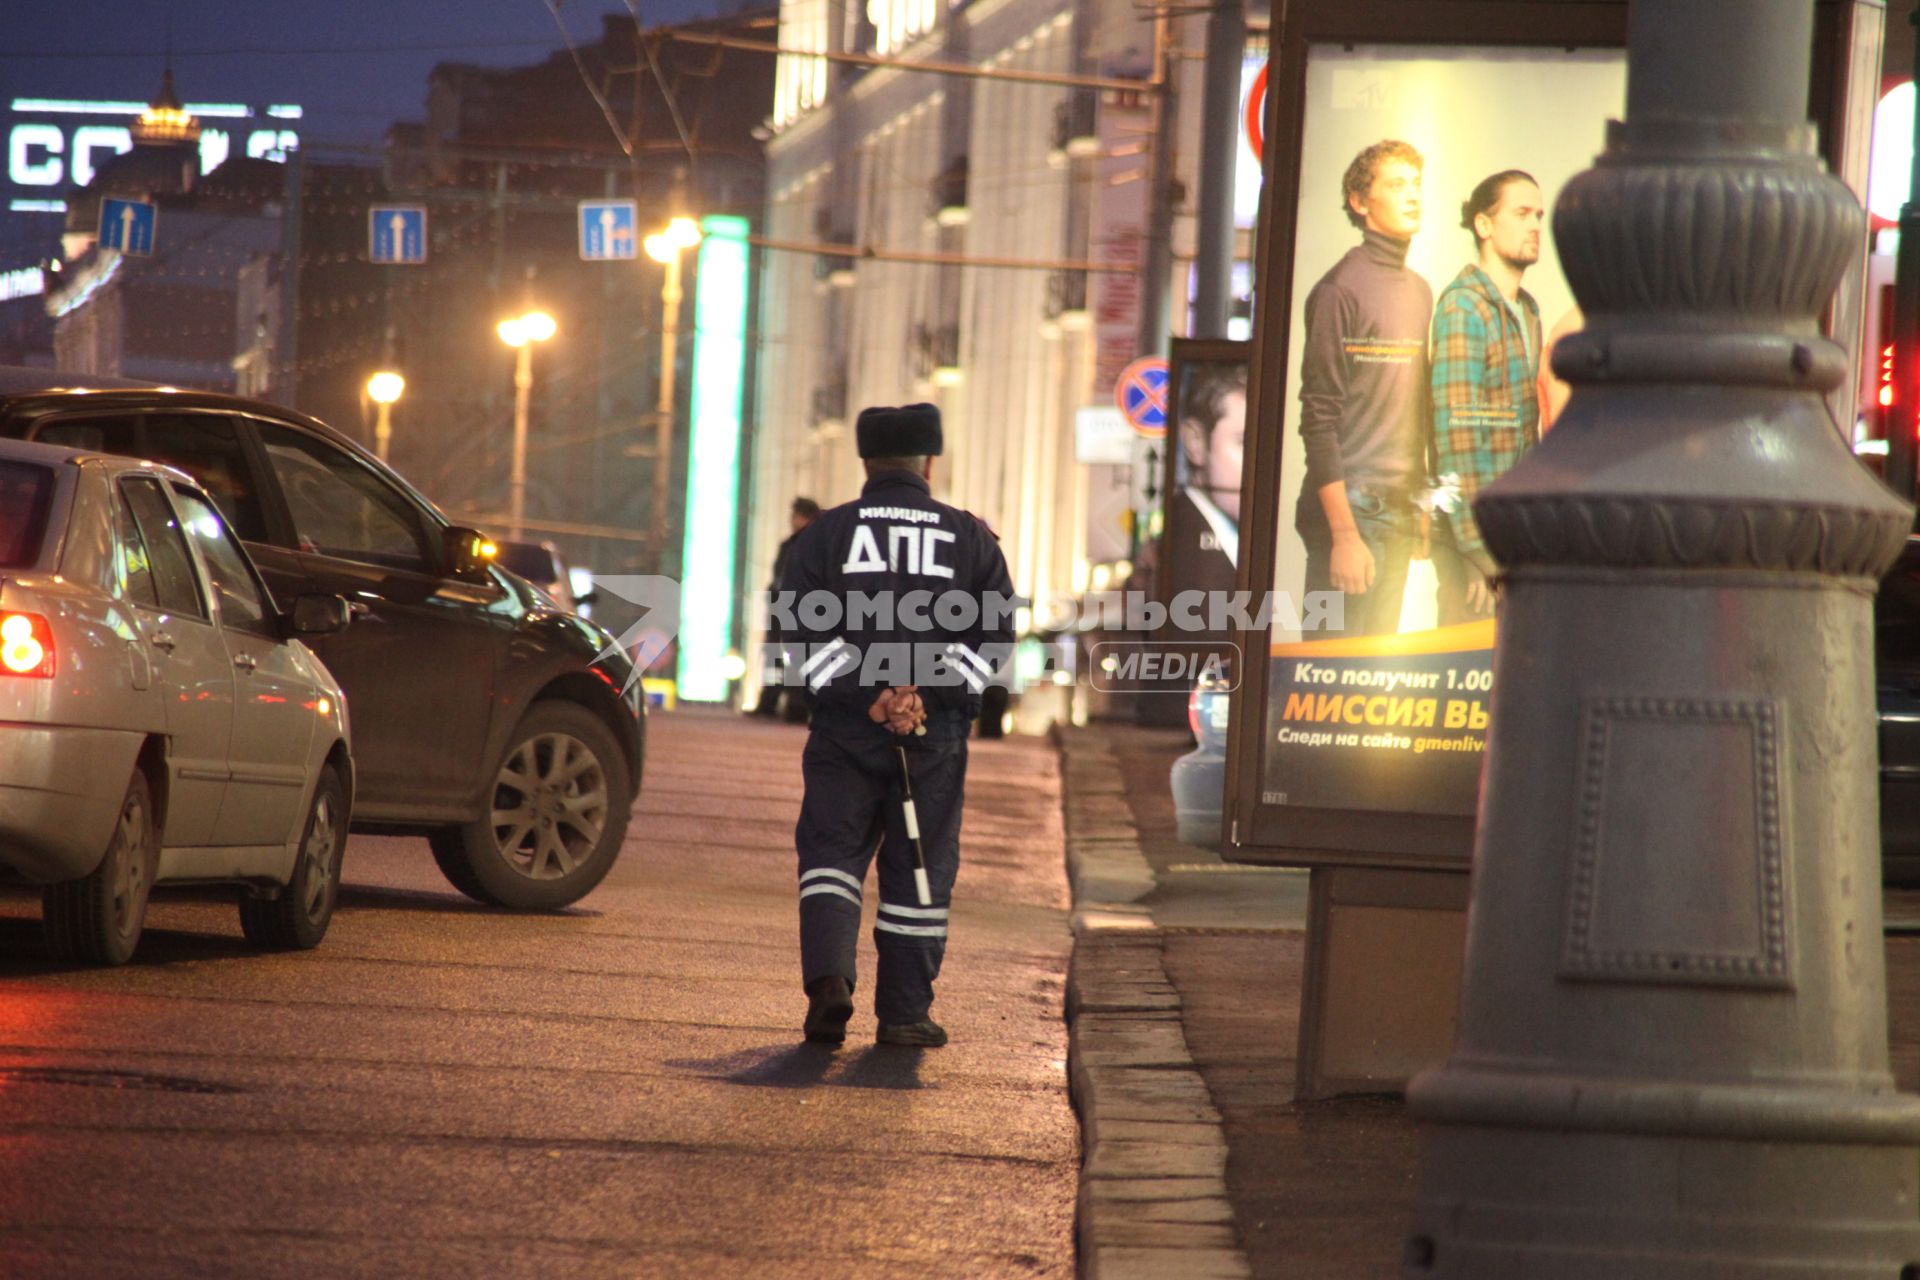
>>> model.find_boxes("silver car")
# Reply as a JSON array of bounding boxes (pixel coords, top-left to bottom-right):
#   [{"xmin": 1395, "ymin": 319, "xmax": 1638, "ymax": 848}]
[
  {"xmin": 1170, "ymin": 669, "xmax": 1231, "ymax": 848},
  {"xmin": 0, "ymin": 438, "xmax": 354, "ymax": 964}
]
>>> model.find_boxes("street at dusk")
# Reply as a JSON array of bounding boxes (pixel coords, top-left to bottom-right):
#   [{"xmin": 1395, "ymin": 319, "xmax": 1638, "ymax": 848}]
[
  {"xmin": 0, "ymin": 714, "xmax": 1076, "ymax": 1278},
  {"xmin": 10, "ymin": 0, "xmax": 1920, "ymax": 1274}
]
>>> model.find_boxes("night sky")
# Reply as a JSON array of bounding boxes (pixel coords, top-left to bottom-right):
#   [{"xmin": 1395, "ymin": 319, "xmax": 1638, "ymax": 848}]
[{"xmin": 2, "ymin": 0, "xmax": 732, "ymax": 154}]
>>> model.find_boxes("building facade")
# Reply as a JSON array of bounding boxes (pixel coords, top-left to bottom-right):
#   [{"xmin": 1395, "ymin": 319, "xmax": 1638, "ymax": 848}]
[{"xmin": 747, "ymin": 0, "xmax": 1260, "ymax": 703}]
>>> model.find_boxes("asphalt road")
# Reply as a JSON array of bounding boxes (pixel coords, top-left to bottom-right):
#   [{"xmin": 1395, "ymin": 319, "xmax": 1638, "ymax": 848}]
[{"xmin": 0, "ymin": 711, "xmax": 1078, "ymax": 1279}]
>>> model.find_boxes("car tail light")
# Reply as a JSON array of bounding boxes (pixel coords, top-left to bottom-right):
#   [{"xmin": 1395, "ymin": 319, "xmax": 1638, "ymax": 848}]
[{"xmin": 0, "ymin": 612, "xmax": 53, "ymax": 678}]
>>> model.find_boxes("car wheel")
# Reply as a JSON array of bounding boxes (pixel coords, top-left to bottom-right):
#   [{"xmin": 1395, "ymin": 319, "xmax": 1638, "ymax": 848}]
[
  {"xmin": 240, "ymin": 766, "xmax": 347, "ymax": 950},
  {"xmin": 43, "ymin": 769, "xmax": 158, "ymax": 966},
  {"xmin": 430, "ymin": 701, "xmax": 632, "ymax": 910}
]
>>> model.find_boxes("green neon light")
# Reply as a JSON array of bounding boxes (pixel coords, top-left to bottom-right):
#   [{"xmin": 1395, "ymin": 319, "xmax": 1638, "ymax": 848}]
[{"xmin": 675, "ymin": 214, "xmax": 751, "ymax": 702}]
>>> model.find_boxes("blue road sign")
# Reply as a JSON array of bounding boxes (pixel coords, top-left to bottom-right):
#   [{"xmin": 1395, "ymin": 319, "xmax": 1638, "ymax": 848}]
[
  {"xmin": 1115, "ymin": 357, "xmax": 1171, "ymax": 437},
  {"xmin": 99, "ymin": 198, "xmax": 156, "ymax": 257},
  {"xmin": 579, "ymin": 199, "xmax": 638, "ymax": 261},
  {"xmin": 369, "ymin": 205, "xmax": 428, "ymax": 265}
]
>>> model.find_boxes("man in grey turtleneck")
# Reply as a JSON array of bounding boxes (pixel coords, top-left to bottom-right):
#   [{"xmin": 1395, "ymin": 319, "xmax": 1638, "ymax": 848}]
[{"xmin": 1295, "ymin": 139, "xmax": 1433, "ymax": 637}]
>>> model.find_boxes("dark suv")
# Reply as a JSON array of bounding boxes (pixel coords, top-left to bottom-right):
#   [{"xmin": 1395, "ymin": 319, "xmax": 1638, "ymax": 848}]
[{"xmin": 0, "ymin": 370, "xmax": 644, "ymax": 910}]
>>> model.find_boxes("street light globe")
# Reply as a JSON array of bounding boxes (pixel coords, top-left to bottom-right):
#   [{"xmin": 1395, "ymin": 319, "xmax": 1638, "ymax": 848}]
[
  {"xmin": 645, "ymin": 216, "xmax": 704, "ymax": 263},
  {"xmin": 366, "ymin": 370, "xmax": 405, "ymax": 404},
  {"xmin": 665, "ymin": 216, "xmax": 702, "ymax": 248},
  {"xmin": 497, "ymin": 317, "xmax": 527, "ymax": 348},
  {"xmin": 519, "ymin": 310, "xmax": 557, "ymax": 343}
]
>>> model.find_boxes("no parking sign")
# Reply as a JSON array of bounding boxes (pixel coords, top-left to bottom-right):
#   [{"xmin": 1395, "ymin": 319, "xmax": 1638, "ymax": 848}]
[
  {"xmin": 1115, "ymin": 357, "xmax": 1171, "ymax": 438},
  {"xmin": 1244, "ymin": 61, "xmax": 1269, "ymax": 163}
]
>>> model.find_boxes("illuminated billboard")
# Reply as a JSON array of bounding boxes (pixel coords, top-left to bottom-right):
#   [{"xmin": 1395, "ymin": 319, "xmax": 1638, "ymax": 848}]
[
  {"xmin": 6, "ymin": 98, "xmax": 301, "ymax": 214},
  {"xmin": 1256, "ymin": 45, "xmax": 1626, "ymax": 821}
]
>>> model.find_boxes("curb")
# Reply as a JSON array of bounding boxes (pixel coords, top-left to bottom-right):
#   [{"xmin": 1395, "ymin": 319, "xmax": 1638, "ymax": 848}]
[{"xmin": 1059, "ymin": 729, "xmax": 1253, "ymax": 1280}]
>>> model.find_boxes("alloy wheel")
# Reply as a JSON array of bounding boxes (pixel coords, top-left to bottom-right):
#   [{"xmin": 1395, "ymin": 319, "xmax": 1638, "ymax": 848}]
[
  {"xmin": 302, "ymin": 793, "xmax": 338, "ymax": 923},
  {"xmin": 488, "ymin": 732, "xmax": 609, "ymax": 880},
  {"xmin": 110, "ymin": 791, "xmax": 151, "ymax": 943}
]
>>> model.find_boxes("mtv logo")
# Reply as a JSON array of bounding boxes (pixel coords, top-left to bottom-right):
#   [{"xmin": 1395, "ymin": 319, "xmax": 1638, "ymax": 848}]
[{"xmin": 1331, "ymin": 68, "xmax": 1396, "ymax": 112}]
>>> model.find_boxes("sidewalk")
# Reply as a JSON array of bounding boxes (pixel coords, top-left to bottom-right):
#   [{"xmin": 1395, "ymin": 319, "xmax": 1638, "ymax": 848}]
[{"xmin": 1060, "ymin": 721, "xmax": 1920, "ymax": 1280}]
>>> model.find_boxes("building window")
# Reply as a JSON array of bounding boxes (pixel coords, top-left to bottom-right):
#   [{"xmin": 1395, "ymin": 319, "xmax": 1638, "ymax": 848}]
[
  {"xmin": 871, "ymin": 0, "xmax": 938, "ymax": 57},
  {"xmin": 774, "ymin": 0, "xmax": 832, "ymax": 127}
]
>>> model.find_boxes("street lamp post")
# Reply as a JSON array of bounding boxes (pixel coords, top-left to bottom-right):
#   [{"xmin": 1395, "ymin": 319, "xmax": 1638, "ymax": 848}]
[
  {"xmin": 365, "ymin": 370, "xmax": 404, "ymax": 465},
  {"xmin": 1402, "ymin": 0, "xmax": 1920, "ymax": 1274},
  {"xmin": 496, "ymin": 310, "xmax": 556, "ymax": 542},
  {"xmin": 645, "ymin": 216, "xmax": 703, "ymax": 561}
]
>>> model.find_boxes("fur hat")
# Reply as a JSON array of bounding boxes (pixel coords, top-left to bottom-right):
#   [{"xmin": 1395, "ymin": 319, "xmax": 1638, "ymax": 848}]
[{"xmin": 855, "ymin": 403, "xmax": 943, "ymax": 459}]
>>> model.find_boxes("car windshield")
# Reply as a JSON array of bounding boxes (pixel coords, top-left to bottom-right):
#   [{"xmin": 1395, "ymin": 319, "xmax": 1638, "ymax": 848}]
[{"xmin": 0, "ymin": 461, "xmax": 54, "ymax": 568}]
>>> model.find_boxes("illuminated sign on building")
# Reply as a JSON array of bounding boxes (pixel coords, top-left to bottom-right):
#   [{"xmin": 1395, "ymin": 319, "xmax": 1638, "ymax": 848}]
[
  {"xmin": 0, "ymin": 267, "xmax": 44, "ymax": 302},
  {"xmin": 675, "ymin": 215, "xmax": 752, "ymax": 702},
  {"xmin": 1870, "ymin": 82, "xmax": 1914, "ymax": 226},
  {"xmin": 5, "ymin": 98, "xmax": 301, "ymax": 213}
]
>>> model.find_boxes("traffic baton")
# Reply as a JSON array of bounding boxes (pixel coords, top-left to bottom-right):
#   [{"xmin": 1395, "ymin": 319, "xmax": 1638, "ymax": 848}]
[{"xmin": 895, "ymin": 745, "xmax": 934, "ymax": 907}]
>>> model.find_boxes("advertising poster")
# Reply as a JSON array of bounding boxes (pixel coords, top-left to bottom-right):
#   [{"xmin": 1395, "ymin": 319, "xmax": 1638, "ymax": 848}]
[
  {"xmin": 1161, "ymin": 341, "xmax": 1250, "ymax": 641},
  {"xmin": 1262, "ymin": 45, "xmax": 1625, "ymax": 817}
]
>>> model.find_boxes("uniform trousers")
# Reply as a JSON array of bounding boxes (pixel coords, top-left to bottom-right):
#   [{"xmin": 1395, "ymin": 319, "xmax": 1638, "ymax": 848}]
[{"xmin": 794, "ymin": 728, "xmax": 966, "ymax": 1025}]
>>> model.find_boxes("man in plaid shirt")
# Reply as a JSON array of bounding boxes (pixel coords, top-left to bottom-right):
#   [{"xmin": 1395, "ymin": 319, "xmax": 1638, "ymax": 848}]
[{"xmin": 1429, "ymin": 170, "xmax": 1545, "ymax": 621}]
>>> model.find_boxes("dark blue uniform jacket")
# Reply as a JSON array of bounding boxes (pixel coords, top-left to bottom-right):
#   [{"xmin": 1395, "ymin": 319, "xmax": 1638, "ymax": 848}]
[{"xmin": 776, "ymin": 470, "xmax": 1017, "ymax": 741}]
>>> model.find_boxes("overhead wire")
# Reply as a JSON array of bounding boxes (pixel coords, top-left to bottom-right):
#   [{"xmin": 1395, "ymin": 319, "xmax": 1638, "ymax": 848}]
[
  {"xmin": 540, "ymin": 0, "xmax": 637, "ymax": 157},
  {"xmin": 621, "ymin": 0, "xmax": 695, "ymax": 165}
]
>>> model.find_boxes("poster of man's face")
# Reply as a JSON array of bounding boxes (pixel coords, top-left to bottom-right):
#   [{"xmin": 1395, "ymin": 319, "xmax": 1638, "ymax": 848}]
[
  {"xmin": 1180, "ymin": 365, "xmax": 1247, "ymax": 527},
  {"xmin": 1156, "ymin": 352, "xmax": 1250, "ymax": 629}
]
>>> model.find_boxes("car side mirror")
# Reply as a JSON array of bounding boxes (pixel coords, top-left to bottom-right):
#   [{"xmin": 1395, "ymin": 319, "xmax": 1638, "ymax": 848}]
[
  {"xmin": 444, "ymin": 526, "xmax": 498, "ymax": 578},
  {"xmin": 290, "ymin": 594, "xmax": 352, "ymax": 636}
]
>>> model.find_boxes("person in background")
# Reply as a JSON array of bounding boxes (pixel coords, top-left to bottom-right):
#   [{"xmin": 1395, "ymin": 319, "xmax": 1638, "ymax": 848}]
[{"xmin": 751, "ymin": 496, "xmax": 821, "ymax": 718}]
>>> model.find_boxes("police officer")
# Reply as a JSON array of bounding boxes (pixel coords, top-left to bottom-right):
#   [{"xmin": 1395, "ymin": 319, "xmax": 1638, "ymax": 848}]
[
  {"xmin": 750, "ymin": 496, "xmax": 820, "ymax": 719},
  {"xmin": 777, "ymin": 403, "xmax": 1015, "ymax": 1047}
]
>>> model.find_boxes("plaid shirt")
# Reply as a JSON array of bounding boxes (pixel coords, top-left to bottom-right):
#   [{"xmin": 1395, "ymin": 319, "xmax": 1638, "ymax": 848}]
[{"xmin": 1429, "ymin": 264, "xmax": 1542, "ymax": 571}]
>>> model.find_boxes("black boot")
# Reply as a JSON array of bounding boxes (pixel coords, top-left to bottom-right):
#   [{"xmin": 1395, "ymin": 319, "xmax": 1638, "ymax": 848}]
[
  {"xmin": 875, "ymin": 1019, "xmax": 947, "ymax": 1047},
  {"xmin": 803, "ymin": 976, "xmax": 854, "ymax": 1044}
]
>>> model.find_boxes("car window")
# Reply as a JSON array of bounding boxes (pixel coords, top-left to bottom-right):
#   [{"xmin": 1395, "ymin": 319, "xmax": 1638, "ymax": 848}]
[
  {"xmin": 0, "ymin": 461, "xmax": 53, "ymax": 568},
  {"xmin": 254, "ymin": 420, "xmax": 433, "ymax": 572},
  {"xmin": 33, "ymin": 416, "xmax": 132, "ymax": 454},
  {"xmin": 140, "ymin": 415, "xmax": 268, "ymax": 543},
  {"xmin": 119, "ymin": 477, "xmax": 205, "ymax": 618},
  {"xmin": 35, "ymin": 413, "xmax": 268, "ymax": 543},
  {"xmin": 115, "ymin": 488, "xmax": 159, "ymax": 606},
  {"xmin": 172, "ymin": 486, "xmax": 273, "ymax": 634}
]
